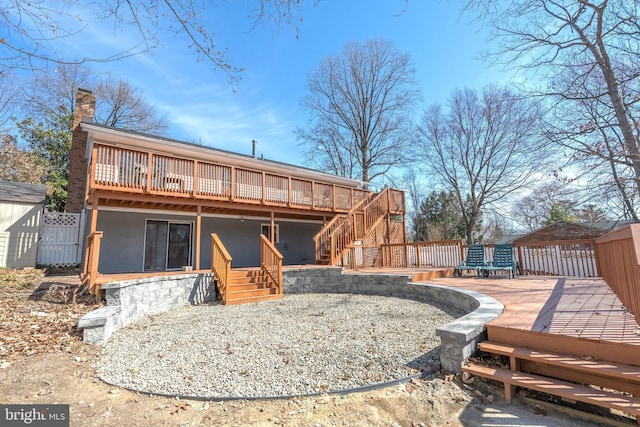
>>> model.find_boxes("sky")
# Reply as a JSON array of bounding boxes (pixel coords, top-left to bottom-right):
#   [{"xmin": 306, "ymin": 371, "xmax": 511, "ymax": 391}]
[{"xmin": 60, "ymin": 0, "xmax": 511, "ymax": 168}]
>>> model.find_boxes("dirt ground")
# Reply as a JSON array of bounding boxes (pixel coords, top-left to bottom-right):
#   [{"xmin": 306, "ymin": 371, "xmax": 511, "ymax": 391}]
[{"xmin": 0, "ymin": 269, "xmax": 620, "ymax": 426}]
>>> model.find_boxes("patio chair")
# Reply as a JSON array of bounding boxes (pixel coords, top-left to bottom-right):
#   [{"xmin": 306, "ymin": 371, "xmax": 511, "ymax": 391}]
[
  {"xmin": 454, "ymin": 244, "xmax": 486, "ymax": 277},
  {"xmin": 482, "ymin": 244, "xmax": 517, "ymax": 279}
]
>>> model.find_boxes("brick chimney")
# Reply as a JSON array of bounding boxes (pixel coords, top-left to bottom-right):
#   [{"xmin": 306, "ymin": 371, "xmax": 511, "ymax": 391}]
[{"xmin": 65, "ymin": 89, "xmax": 95, "ymax": 213}]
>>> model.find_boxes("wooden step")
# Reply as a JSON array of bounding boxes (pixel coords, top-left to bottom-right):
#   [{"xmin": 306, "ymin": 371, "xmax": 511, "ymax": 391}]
[
  {"xmin": 227, "ymin": 282, "xmax": 270, "ymax": 292},
  {"xmin": 462, "ymin": 363, "xmax": 640, "ymax": 420},
  {"xmin": 224, "ymin": 293, "xmax": 283, "ymax": 305},
  {"xmin": 478, "ymin": 341, "xmax": 640, "ymax": 395},
  {"xmin": 227, "ymin": 287, "xmax": 277, "ymax": 299},
  {"xmin": 228, "ymin": 275, "xmax": 265, "ymax": 285}
]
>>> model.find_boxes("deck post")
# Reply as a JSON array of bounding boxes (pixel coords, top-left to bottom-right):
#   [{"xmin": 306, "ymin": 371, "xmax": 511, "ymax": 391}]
[
  {"xmin": 270, "ymin": 211, "xmax": 275, "ymax": 245},
  {"xmin": 192, "ymin": 160, "xmax": 199, "ymax": 198},
  {"xmin": 89, "ymin": 195, "xmax": 99, "ymax": 234},
  {"xmin": 146, "ymin": 153, "xmax": 153, "ymax": 192},
  {"xmin": 195, "ymin": 204, "xmax": 201, "ymax": 270}
]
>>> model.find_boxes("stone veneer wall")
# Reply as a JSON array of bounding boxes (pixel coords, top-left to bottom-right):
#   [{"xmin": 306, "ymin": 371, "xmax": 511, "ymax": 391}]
[
  {"xmin": 79, "ymin": 267, "xmax": 502, "ymax": 372},
  {"xmin": 78, "ymin": 273, "xmax": 215, "ymax": 345}
]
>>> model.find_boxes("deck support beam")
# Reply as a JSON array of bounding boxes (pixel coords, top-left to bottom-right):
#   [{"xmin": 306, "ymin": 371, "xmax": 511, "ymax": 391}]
[
  {"xmin": 270, "ymin": 211, "xmax": 275, "ymax": 245},
  {"xmin": 195, "ymin": 204, "xmax": 202, "ymax": 270},
  {"xmin": 89, "ymin": 195, "xmax": 99, "ymax": 234}
]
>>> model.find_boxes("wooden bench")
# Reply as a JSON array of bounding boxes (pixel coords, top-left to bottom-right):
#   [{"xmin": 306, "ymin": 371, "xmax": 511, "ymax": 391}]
[{"xmin": 463, "ymin": 341, "xmax": 640, "ymax": 423}]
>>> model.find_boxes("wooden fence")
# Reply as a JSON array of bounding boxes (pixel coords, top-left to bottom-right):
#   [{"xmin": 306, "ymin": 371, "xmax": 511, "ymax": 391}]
[{"xmin": 595, "ymin": 225, "xmax": 640, "ymax": 321}]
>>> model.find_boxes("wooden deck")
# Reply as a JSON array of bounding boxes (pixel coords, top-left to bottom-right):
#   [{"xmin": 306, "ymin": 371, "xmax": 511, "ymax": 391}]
[{"xmin": 423, "ymin": 274, "xmax": 640, "ymax": 366}]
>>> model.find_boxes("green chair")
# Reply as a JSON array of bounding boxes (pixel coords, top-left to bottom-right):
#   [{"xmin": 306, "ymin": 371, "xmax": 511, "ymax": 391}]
[
  {"xmin": 454, "ymin": 244, "xmax": 486, "ymax": 277},
  {"xmin": 482, "ymin": 244, "xmax": 517, "ymax": 279}
]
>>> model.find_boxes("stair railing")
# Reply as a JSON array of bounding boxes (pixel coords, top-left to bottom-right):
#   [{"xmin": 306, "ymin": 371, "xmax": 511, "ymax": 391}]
[
  {"xmin": 317, "ymin": 188, "xmax": 397, "ymax": 266},
  {"xmin": 211, "ymin": 233, "xmax": 232, "ymax": 303},
  {"xmin": 313, "ymin": 192, "xmax": 378, "ymax": 263},
  {"xmin": 260, "ymin": 234, "xmax": 283, "ymax": 294}
]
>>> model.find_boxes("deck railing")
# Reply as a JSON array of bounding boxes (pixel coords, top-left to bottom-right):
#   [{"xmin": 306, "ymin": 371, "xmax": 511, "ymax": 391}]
[
  {"xmin": 260, "ymin": 234, "xmax": 283, "ymax": 294},
  {"xmin": 514, "ymin": 240, "xmax": 598, "ymax": 277},
  {"xmin": 81, "ymin": 231, "xmax": 103, "ymax": 299},
  {"xmin": 91, "ymin": 143, "xmax": 369, "ymax": 212},
  {"xmin": 595, "ymin": 225, "xmax": 640, "ymax": 320},
  {"xmin": 383, "ymin": 240, "xmax": 466, "ymax": 268},
  {"xmin": 211, "ymin": 233, "xmax": 232, "ymax": 303},
  {"xmin": 362, "ymin": 239, "xmax": 600, "ymax": 278},
  {"xmin": 313, "ymin": 188, "xmax": 405, "ymax": 265}
]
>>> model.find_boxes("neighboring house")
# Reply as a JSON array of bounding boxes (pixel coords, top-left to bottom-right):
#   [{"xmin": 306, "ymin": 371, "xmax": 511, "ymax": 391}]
[
  {"xmin": 0, "ymin": 181, "xmax": 46, "ymax": 268},
  {"xmin": 67, "ymin": 89, "xmax": 406, "ymax": 277},
  {"xmin": 512, "ymin": 220, "xmax": 633, "ymax": 245}
]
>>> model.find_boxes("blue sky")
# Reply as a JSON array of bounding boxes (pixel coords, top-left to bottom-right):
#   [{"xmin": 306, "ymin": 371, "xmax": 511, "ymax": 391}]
[{"xmin": 73, "ymin": 1, "xmax": 509, "ymax": 167}]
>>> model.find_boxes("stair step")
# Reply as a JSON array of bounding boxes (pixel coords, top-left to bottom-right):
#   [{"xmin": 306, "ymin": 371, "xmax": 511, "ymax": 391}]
[
  {"xmin": 478, "ymin": 342, "xmax": 640, "ymax": 384},
  {"xmin": 227, "ymin": 287, "xmax": 277, "ymax": 298},
  {"xmin": 228, "ymin": 275, "xmax": 265, "ymax": 285},
  {"xmin": 227, "ymin": 282, "xmax": 270, "ymax": 291},
  {"xmin": 478, "ymin": 341, "xmax": 640, "ymax": 396},
  {"xmin": 462, "ymin": 363, "xmax": 640, "ymax": 418},
  {"xmin": 224, "ymin": 293, "xmax": 283, "ymax": 305}
]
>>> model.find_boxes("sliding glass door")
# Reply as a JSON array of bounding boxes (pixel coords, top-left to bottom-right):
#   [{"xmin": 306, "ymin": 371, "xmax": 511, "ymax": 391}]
[{"xmin": 144, "ymin": 220, "xmax": 192, "ymax": 271}]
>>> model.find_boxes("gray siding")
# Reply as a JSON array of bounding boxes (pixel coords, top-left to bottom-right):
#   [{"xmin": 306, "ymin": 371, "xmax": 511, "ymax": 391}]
[{"xmin": 95, "ymin": 210, "xmax": 320, "ymax": 274}]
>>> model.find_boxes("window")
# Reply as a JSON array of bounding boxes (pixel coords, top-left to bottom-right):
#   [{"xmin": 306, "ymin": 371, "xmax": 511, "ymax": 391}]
[{"xmin": 261, "ymin": 223, "xmax": 280, "ymax": 244}]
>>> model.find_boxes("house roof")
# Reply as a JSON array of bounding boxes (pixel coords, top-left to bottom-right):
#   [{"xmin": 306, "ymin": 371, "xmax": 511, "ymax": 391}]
[
  {"xmin": 512, "ymin": 220, "xmax": 631, "ymax": 244},
  {"xmin": 0, "ymin": 181, "xmax": 47, "ymax": 204},
  {"xmin": 80, "ymin": 121, "xmax": 366, "ymax": 189}
]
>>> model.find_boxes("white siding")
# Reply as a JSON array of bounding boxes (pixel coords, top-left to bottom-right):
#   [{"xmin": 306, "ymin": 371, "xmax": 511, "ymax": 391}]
[{"xmin": 0, "ymin": 201, "xmax": 42, "ymax": 268}]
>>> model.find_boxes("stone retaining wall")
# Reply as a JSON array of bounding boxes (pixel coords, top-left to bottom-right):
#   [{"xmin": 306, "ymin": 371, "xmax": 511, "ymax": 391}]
[
  {"xmin": 78, "ymin": 273, "xmax": 215, "ymax": 345},
  {"xmin": 79, "ymin": 267, "xmax": 503, "ymax": 372}
]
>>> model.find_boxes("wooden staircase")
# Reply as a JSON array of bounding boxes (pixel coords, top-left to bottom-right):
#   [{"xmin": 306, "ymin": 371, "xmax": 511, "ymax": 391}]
[
  {"xmin": 223, "ymin": 268, "xmax": 283, "ymax": 305},
  {"xmin": 462, "ymin": 341, "xmax": 640, "ymax": 423},
  {"xmin": 313, "ymin": 188, "xmax": 404, "ymax": 266},
  {"xmin": 211, "ymin": 233, "xmax": 283, "ymax": 306}
]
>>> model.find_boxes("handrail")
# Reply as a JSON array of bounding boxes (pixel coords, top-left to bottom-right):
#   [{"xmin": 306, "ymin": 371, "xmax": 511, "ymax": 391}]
[
  {"xmin": 312, "ymin": 192, "xmax": 377, "ymax": 241},
  {"xmin": 211, "ymin": 233, "xmax": 232, "ymax": 303},
  {"xmin": 314, "ymin": 188, "xmax": 402, "ymax": 265},
  {"xmin": 81, "ymin": 231, "xmax": 103, "ymax": 300},
  {"xmin": 260, "ymin": 234, "xmax": 283, "ymax": 294}
]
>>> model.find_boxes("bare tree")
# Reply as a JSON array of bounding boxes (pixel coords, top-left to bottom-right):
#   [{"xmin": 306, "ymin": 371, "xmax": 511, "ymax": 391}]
[
  {"xmin": 18, "ymin": 63, "xmax": 168, "ymax": 134},
  {"xmin": 297, "ymin": 39, "xmax": 421, "ymax": 184},
  {"xmin": 463, "ymin": 0, "xmax": 640, "ymax": 218},
  {"xmin": 418, "ymin": 85, "xmax": 544, "ymax": 244},
  {"xmin": 543, "ymin": 63, "xmax": 640, "ymax": 220},
  {"xmin": 0, "ymin": 0, "xmax": 307, "ymax": 83},
  {"xmin": 0, "ymin": 136, "xmax": 47, "ymax": 184},
  {"xmin": 512, "ymin": 181, "xmax": 578, "ymax": 231},
  {"xmin": 94, "ymin": 78, "xmax": 169, "ymax": 134}
]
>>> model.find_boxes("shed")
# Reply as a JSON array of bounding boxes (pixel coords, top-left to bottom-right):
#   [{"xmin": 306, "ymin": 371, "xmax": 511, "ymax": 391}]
[{"xmin": 0, "ymin": 181, "xmax": 47, "ymax": 268}]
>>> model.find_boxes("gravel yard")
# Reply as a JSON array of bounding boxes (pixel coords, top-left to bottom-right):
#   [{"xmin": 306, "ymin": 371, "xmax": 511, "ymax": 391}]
[{"xmin": 97, "ymin": 293, "xmax": 459, "ymax": 398}]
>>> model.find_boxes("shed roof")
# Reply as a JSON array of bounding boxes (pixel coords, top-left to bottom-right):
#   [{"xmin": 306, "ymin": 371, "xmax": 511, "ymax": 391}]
[
  {"xmin": 0, "ymin": 181, "xmax": 47, "ymax": 204},
  {"xmin": 512, "ymin": 221, "xmax": 620, "ymax": 244}
]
